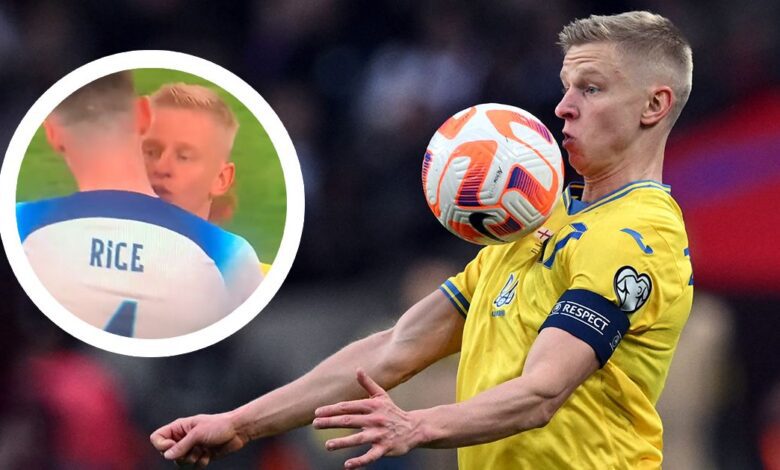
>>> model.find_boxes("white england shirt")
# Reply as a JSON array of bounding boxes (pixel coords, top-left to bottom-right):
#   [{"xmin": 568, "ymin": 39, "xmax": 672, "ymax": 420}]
[{"xmin": 17, "ymin": 190, "xmax": 262, "ymax": 338}]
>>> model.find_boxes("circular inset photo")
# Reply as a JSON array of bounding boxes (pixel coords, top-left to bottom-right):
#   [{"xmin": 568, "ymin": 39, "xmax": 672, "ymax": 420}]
[{"xmin": 0, "ymin": 51, "xmax": 304, "ymax": 356}]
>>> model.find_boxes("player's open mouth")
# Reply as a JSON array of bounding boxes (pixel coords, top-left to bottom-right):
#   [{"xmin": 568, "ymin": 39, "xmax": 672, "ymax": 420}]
[
  {"xmin": 152, "ymin": 185, "xmax": 170, "ymax": 197},
  {"xmin": 561, "ymin": 132, "xmax": 574, "ymax": 148}
]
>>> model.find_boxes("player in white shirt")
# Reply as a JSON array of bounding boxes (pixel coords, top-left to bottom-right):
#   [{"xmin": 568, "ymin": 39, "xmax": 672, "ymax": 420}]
[{"xmin": 16, "ymin": 72, "xmax": 262, "ymax": 339}]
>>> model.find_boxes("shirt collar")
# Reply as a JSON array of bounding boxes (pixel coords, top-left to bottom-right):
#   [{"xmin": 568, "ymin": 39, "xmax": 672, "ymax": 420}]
[{"xmin": 563, "ymin": 180, "xmax": 671, "ymax": 215}]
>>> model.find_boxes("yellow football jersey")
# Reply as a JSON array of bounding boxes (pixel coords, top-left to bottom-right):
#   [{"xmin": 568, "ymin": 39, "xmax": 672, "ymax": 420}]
[
  {"xmin": 440, "ymin": 180, "xmax": 694, "ymax": 469},
  {"xmin": 260, "ymin": 262, "xmax": 271, "ymax": 275}
]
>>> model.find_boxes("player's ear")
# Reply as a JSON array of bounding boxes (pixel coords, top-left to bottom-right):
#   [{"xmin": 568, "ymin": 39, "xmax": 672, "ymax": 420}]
[
  {"xmin": 135, "ymin": 95, "xmax": 152, "ymax": 135},
  {"xmin": 641, "ymin": 86, "xmax": 674, "ymax": 127},
  {"xmin": 43, "ymin": 117, "xmax": 65, "ymax": 153},
  {"xmin": 211, "ymin": 161, "xmax": 236, "ymax": 196}
]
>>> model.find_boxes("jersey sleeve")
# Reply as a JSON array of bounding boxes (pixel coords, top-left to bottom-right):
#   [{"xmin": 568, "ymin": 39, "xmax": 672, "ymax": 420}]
[
  {"xmin": 16, "ymin": 199, "xmax": 51, "ymax": 242},
  {"xmin": 222, "ymin": 238, "xmax": 264, "ymax": 310},
  {"xmin": 540, "ymin": 221, "xmax": 686, "ymax": 366},
  {"xmin": 439, "ymin": 247, "xmax": 488, "ymax": 317}
]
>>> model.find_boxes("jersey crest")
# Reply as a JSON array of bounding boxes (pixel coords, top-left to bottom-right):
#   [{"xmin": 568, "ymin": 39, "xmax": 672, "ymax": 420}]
[{"xmin": 492, "ymin": 273, "xmax": 518, "ymax": 317}]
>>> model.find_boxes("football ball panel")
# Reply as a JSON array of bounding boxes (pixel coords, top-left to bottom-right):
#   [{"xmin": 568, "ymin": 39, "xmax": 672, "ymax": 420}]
[
  {"xmin": 451, "ymin": 140, "xmax": 498, "ymax": 207},
  {"xmin": 437, "ymin": 106, "xmax": 477, "ymax": 139},
  {"xmin": 422, "ymin": 103, "xmax": 564, "ymax": 245}
]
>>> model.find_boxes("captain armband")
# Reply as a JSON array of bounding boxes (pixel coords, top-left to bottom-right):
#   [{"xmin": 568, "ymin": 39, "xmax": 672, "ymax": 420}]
[{"xmin": 539, "ymin": 289, "xmax": 630, "ymax": 367}]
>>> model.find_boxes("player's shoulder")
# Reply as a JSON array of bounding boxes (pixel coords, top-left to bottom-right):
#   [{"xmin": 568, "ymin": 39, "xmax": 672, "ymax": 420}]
[
  {"xmin": 17, "ymin": 190, "xmax": 182, "ymax": 239},
  {"xmin": 624, "ymin": 180, "xmax": 684, "ymax": 219},
  {"xmin": 143, "ymin": 196, "xmax": 261, "ymax": 270},
  {"xmin": 17, "ymin": 190, "xmax": 258, "ymax": 262},
  {"xmin": 582, "ymin": 181, "xmax": 685, "ymax": 232},
  {"xmin": 17, "ymin": 191, "xmax": 83, "ymax": 242},
  {"xmin": 567, "ymin": 181, "xmax": 688, "ymax": 256},
  {"xmin": 107, "ymin": 192, "xmax": 261, "ymax": 267},
  {"xmin": 611, "ymin": 181, "xmax": 687, "ymax": 243}
]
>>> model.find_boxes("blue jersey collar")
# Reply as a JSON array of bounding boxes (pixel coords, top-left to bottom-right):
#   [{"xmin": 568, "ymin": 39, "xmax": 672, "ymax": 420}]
[{"xmin": 563, "ymin": 180, "xmax": 671, "ymax": 215}]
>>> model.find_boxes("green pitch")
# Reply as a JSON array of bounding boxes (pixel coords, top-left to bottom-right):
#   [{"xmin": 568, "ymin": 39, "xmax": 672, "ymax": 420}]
[{"xmin": 16, "ymin": 69, "xmax": 286, "ymax": 263}]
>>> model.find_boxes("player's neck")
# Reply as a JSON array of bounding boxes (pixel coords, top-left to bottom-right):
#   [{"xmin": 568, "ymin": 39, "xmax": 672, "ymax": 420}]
[
  {"xmin": 581, "ymin": 146, "xmax": 665, "ymax": 203},
  {"xmin": 194, "ymin": 203, "xmax": 211, "ymax": 220},
  {"xmin": 66, "ymin": 141, "xmax": 156, "ymax": 196}
]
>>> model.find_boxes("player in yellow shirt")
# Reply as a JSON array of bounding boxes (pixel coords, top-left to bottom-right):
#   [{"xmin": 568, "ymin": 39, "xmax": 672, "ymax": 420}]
[
  {"xmin": 151, "ymin": 11, "xmax": 693, "ymax": 469},
  {"xmin": 443, "ymin": 178, "xmax": 692, "ymax": 468}
]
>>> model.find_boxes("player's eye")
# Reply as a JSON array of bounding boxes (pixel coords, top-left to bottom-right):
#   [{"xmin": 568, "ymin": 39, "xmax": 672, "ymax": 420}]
[
  {"xmin": 142, "ymin": 145, "xmax": 160, "ymax": 160},
  {"xmin": 177, "ymin": 153, "xmax": 190, "ymax": 161},
  {"xmin": 583, "ymin": 85, "xmax": 600, "ymax": 95}
]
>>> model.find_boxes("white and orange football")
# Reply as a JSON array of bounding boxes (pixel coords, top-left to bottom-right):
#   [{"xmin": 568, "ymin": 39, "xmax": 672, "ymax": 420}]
[{"xmin": 422, "ymin": 103, "xmax": 564, "ymax": 245}]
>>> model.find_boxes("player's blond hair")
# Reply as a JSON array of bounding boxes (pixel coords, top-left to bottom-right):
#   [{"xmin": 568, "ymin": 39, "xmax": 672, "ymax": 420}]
[
  {"xmin": 558, "ymin": 11, "xmax": 693, "ymax": 127},
  {"xmin": 150, "ymin": 83, "xmax": 239, "ymax": 145},
  {"xmin": 52, "ymin": 71, "xmax": 136, "ymax": 126}
]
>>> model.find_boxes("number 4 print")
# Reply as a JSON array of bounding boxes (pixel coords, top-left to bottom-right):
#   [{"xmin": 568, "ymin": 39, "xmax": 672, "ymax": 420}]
[{"xmin": 104, "ymin": 300, "xmax": 137, "ymax": 337}]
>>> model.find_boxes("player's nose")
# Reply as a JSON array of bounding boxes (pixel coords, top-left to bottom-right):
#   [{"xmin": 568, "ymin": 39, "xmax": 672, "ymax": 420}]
[
  {"xmin": 555, "ymin": 91, "xmax": 579, "ymax": 121},
  {"xmin": 152, "ymin": 150, "xmax": 174, "ymax": 176}
]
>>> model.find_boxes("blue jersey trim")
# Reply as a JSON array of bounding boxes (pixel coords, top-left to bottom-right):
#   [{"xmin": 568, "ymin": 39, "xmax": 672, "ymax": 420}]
[
  {"xmin": 565, "ymin": 180, "xmax": 671, "ymax": 215},
  {"xmin": 16, "ymin": 190, "xmax": 252, "ymax": 276},
  {"xmin": 542, "ymin": 223, "xmax": 588, "ymax": 268},
  {"xmin": 540, "ymin": 289, "xmax": 630, "ymax": 367},
  {"xmin": 568, "ymin": 198, "xmax": 591, "ymax": 214},
  {"xmin": 683, "ymin": 247, "xmax": 694, "ymax": 285},
  {"xmin": 440, "ymin": 280, "xmax": 469, "ymax": 318},
  {"xmin": 620, "ymin": 228, "xmax": 654, "ymax": 254}
]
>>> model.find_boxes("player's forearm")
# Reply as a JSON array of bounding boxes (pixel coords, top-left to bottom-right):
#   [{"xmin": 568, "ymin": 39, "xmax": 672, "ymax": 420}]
[
  {"xmin": 228, "ymin": 290, "xmax": 461, "ymax": 444},
  {"xmin": 229, "ymin": 329, "xmax": 412, "ymax": 441},
  {"xmin": 412, "ymin": 375, "xmax": 564, "ymax": 449},
  {"xmin": 409, "ymin": 328, "xmax": 597, "ymax": 450}
]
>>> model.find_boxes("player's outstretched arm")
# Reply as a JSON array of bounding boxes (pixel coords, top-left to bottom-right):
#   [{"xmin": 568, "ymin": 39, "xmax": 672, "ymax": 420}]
[
  {"xmin": 313, "ymin": 327, "xmax": 598, "ymax": 468},
  {"xmin": 150, "ymin": 288, "xmax": 464, "ymax": 466}
]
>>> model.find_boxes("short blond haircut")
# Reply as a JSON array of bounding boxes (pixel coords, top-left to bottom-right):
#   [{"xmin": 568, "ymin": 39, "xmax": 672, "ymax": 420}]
[
  {"xmin": 559, "ymin": 11, "xmax": 693, "ymax": 126},
  {"xmin": 53, "ymin": 71, "xmax": 136, "ymax": 126},
  {"xmin": 150, "ymin": 83, "xmax": 239, "ymax": 143}
]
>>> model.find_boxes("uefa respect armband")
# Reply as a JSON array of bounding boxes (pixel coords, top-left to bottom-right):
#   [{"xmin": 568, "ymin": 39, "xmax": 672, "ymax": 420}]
[{"xmin": 539, "ymin": 289, "xmax": 630, "ymax": 367}]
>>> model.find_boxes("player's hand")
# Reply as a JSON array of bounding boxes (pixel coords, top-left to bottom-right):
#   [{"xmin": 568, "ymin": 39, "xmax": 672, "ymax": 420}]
[
  {"xmin": 313, "ymin": 368, "xmax": 422, "ymax": 469},
  {"xmin": 150, "ymin": 412, "xmax": 248, "ymax": 468}
]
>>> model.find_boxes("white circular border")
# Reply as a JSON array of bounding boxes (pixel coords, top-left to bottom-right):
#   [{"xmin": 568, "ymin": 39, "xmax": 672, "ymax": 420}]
[{"xmin": 0, "ymin": 50, "xmax": 305, "ymax": 357}]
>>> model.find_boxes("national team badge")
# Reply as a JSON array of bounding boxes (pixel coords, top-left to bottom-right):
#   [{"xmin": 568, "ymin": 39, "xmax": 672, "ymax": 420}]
[
  {"xmin": 492, "ymin": 273, "xmax": 519, "ymax": 317},
  {"xmin": 613, "ymin": 266, "xmax": 652, "ymax": 313}
]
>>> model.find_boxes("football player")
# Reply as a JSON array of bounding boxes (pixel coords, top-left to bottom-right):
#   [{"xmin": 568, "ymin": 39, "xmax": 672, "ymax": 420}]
[
  {"xmin": 17, "ymin": 72, "xmax": 262, "ymax": 338},
  {"xmin": 152, "ymin": 10, "xmax": 693, "ymax": 468},
  {"xmin": 142, "ymin": 83, "xmax": 237, "ymax": 222},
  {"xmin": 142, "ymin": 83, "xmax": 271, "ymax": 274}
]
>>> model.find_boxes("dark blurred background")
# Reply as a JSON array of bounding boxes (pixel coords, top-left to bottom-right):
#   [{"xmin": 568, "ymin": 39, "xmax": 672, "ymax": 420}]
[{"xmin": 1, "ymin": 1, "xmax": 779, "ymax": 469}]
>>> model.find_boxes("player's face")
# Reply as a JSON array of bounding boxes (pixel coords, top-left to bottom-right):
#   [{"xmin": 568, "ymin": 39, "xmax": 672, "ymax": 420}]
[
  {"xmin": 555, "ymin": 42, "xmax": 647, "ymax": 177},
  {"xmin": 142, "ymin": 107, "xmax": 235, "ymax": 219}
]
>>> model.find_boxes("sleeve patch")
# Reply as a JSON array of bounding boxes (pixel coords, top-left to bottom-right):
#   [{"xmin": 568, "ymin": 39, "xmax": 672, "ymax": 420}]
[
  {"xmin": 613, "ymin": 266, "xmax": 652, "ymax": 313},
  {"xmin": 540, "ymin": 289, "xmax": 629, "ymax": 367}
]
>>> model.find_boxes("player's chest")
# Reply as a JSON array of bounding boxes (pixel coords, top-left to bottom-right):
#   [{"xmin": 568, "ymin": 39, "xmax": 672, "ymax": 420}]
[
  {"xmin": 466, "ymin": 233, "xmax": 557, "ymax": 330},
  {"xmin": 465, "ymin": 211, "xmax": 593, "ymax": 330}
]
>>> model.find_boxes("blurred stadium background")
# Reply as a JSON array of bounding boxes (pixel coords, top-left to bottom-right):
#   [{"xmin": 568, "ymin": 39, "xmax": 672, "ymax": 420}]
[{"xmin": 0, "ymin": 1, "xmax": 778, "ymax": 469}]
